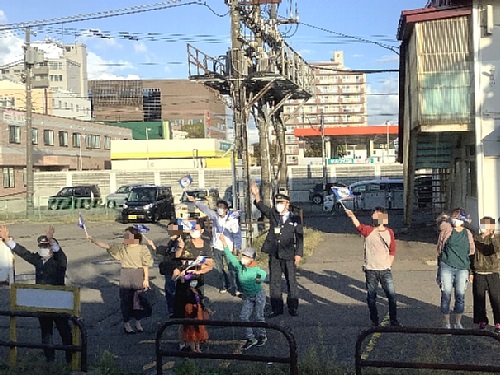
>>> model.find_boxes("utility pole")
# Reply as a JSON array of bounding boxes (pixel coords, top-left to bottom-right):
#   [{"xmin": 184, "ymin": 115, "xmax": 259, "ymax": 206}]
[
  {"xmin": 24, "ymin": 27, "xmax": 34, "ymax": 217},
  {"xmin": 229, "ymin": 0, "xmax": 252, "ymax": 245},
  {"xmin": 321, "ymin": 110, "xmax": 327, "ymax": 189}
]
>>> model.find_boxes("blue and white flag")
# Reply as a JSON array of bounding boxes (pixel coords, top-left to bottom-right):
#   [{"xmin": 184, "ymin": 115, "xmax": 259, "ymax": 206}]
[
  {"xmin": 331, "ymin": 187, "xmax": 353, "ymax": 201},
  {"xmin": 77, "ymin": 213, "xmax": 89, "ymax": 236},
  {"xmin": 133, "ymin": 224, "xmax": 150, "ymax": 233},
  {"xmin": 179, "ymin": 175, "xmax": 193, "ymax": 189},
  {"xmin": 177, "ymin": 219, "xmax": 197, "ymax": 231},
  {"xmin": 228, "ymin": 209, "xmax": 242, "ymax": 220}
]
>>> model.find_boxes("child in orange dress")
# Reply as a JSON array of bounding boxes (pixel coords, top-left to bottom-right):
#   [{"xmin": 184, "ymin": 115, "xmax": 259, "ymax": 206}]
[{"xmin": 181, "ymin": 278, "xmax": 208, "ymax": 352}]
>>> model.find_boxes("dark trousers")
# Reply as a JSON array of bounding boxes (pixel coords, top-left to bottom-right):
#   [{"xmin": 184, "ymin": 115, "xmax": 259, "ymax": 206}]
[
  {"xmin": 165, "ymin": 277, "xmax": 176, "ymax": 315},
  {"xmin": 269, "ymin": 255, "xmax": 299, "ymax": 313},
  {"xmin": 119, "ymin": 288, "xmax": 145, "ymax": 322},
  {"xmin": 473, "ymin": 272, "xmax": 500, "ymax": 325},
  {"xmin": 365, "ymin": 269, "xmax": 398, "ymax": 324},
  {"xmin": 212, "ymin": 249, "xmax": 240, "ymax": 292},
  {"xmin": 38, "ymin": 317, "xmax": 72, "ymax": 363}
]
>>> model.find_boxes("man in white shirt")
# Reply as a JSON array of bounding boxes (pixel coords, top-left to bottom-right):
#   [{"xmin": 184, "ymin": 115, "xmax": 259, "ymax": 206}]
[{"xmin": 189, "ymin": 196, "xmax": 243, "ymax": 296}]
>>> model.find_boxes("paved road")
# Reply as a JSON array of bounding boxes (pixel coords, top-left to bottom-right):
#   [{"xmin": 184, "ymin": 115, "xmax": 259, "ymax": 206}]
[{"xmin": 0, "ymin": 208, "xmax": 499, "ymax": 373}]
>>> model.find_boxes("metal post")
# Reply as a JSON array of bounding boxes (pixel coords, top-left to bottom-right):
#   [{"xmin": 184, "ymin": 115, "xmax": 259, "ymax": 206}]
[
  {"xmin": 145, "ymin": 127, "xmax": 151, "ymax": 168},
  {"xmin": 25, "ymin": 28, "xmax": 34, "ymax": 217},
  {"xmin": 321, "ymin": 111, "xmax": 327, "ymax": 189},
  {"xmin": 386, "ymin": 120, "xmax": 390, "ymax": 163}
]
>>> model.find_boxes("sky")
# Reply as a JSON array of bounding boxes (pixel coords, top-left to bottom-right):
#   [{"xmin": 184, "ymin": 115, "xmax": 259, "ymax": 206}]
[{"xmin": 0, "ymin": 0, "xmax": 427, "ymax": 130}]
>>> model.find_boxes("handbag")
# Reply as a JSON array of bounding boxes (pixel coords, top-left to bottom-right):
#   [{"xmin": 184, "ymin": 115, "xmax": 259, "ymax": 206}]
[{"xmin": 134, "ymin": 289, "xmax": 153, "ymax": 318}]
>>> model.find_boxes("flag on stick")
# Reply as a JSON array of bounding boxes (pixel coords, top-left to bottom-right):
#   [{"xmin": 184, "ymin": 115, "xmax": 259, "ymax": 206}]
[
  {"xmin": 179, "ymin": 175, "xmax": 193, "ymax": 189},
  {"xmin": 331, "ymin": 187, "xmax": 354, "ymax": 210},
  {"xmin": 77, "ymin": 213, "xmax": 89, "ymax": 236}
]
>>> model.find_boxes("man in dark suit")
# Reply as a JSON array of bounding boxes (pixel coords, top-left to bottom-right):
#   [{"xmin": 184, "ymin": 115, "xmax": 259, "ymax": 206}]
[{"xmin": 251, "ymin": 183, "xmax": 304, "ymax": 317}]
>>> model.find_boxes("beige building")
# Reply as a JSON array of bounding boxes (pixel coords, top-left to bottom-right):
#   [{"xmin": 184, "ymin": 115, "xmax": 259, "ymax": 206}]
[
  {"xmin": 1, "ymin": 42, "xmax": 88, "ymax": 97},
  {"xmin": 89, "ymin": 79, "xmax": 227, "ymax": 139},
  {"xmin": 0, "ymin": 108, "xmax": 132, "ymax": 198},
  {"xmin": 0, "ymin": 80, "xmax": 91, "ymax": 120},
  {"xmin": 283, "ymin": 51, "xmax": 367, "ymax": 165}
]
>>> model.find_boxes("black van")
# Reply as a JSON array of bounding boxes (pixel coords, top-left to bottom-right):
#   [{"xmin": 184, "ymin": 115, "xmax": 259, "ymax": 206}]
[
  {"xmin": 121, "ymin": 185, "xmax": 174, "ymax": 223},
  {"xmin": 48, "ymin": 185, "xmax": 102, "ymax": 210}
]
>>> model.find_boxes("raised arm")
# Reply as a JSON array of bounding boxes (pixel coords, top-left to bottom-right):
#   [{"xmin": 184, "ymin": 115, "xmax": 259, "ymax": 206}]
[
  {"xmin": 87, "ymin": 235, "xmax": 111, "ymax": 250},
  {"xmin": 251, "ymin": 182, "xmax": 272, "ymax": 217},
  {"xmin": 345, "ymin": 209, "xmax": 360, "ymax": 228}
]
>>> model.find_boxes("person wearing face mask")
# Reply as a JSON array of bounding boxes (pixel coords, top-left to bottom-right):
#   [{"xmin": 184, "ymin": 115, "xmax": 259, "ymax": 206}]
[
  {"xmin": 345, "ymin": 207, "xmax": 401, "ymax": 327},
  {"xmin": 469, "ymin": 216, "xmax": 500, "ymax": 332},
  {"xmin": 180, "ymin": 277, "xmax": 209, "ymax": 353},
  {"xmin": 87, "ymin": 226, "xmax": 154, "ymax": 334},
  {"xmin": 0, "ymin": 225, "xmax": 73, "ymax": 364},
  {"xmin": 436, "ymin": 208, "xmax": 475, "ymax": 329},
  {"xmin": 251, "ymin": 183, "xmax": 303, "ymax": 318},
  {"xmin": 220, "ymin": 234, "xmax": 267, "ymax": 350},
  {"xmin": 188, "ymin": 195, "xmax": 242, "ymax": 296}
]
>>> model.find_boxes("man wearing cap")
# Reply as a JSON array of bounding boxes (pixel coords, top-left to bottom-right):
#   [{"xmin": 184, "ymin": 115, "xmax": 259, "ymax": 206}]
[
  {"xmin": 0, "ymin": 225, "xmax": 72, "ymax": 363},
  {"xmin": 251, "ymin": 183, "xmax": 304, "ymax": 317}
]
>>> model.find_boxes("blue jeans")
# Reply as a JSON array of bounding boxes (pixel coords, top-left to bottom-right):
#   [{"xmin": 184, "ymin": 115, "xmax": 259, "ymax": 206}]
[
  {"xmin": 212, "ymin": 248, "xmax": 239, "ymax": 292},
  {"xmin": 365, "ymin": 269, "xmax": 398, "ymax": 324},
  {"xmin": 240, "ymin": 289, "xmax": 266, "ymax": 340},
  {"xmin": 440, "ymin": 262, "xmax": 469, "ymax": 314},
  {"xmin": 165, "ymin": 277, "xmax": 176, "ymax": 315}
]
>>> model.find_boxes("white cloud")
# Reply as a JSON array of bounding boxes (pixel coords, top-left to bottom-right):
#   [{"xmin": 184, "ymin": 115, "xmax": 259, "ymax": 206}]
[
  {"xmin": 0, "ymin": 11, "xmax": 24, "ymax": 66},
  {"xmin": 133, "ymin": 41, "xmax": 147, "ymax": 54},
  {"xmin": 366, "ymin": 77, "xmax": 399, "ymax": 125},
  {"xmin": 86, "ymin": 51, "xmax": 139, "ymax": 80}
]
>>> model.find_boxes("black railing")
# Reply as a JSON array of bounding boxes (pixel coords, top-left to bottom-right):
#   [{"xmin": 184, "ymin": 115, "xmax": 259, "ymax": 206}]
[
  {"xmin": 355, "ymin": 326, "xmax": 500, "ymax": 374},
  {"xmin": 156, "ymin": 319, "xmax": 297, "ymax": 375},
  {"xmin": 0, "ymin": 310, "xmax": 87, "ymax": 372}
]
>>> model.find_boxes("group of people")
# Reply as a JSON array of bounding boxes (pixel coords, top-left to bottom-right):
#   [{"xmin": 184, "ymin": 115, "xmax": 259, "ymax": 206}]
[
  {"xmin": 343, "ymin": 205, "xmax": 500, "ymax": 332},
  {"xmin": 5, "ymin": 183, "xmax": 498, "ymax": 364}
]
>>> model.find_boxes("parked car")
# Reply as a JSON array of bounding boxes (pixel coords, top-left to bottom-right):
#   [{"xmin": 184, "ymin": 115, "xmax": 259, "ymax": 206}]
[
  {"xmin": 309, "ymin": 182, "xmax": 347, "ymax": 205},
  {"xmin": 323, "ymin": 179, "xmax": 404, "ymax": 211},
  {"xmin": 48, "ymin": 185, "xmax": 102, "ymax": 210},
  {"xmin": 121, "ymin": 185, "xmax": 174, "ymax": 223},
  {"xmin": 175, "ymin": 187, "xmax": 220, "ymax": 220},
  {"xmin": 106, "ymin": 184, "xmax": 146, "ymax": 209}
]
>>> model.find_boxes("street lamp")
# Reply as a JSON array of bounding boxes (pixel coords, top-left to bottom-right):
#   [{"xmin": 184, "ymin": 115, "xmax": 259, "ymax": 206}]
[
  {"xmin": 320, "ymin": 110, "xmax": 327, "ymax": 192},
  {"xmin": 145, "ymin": 127, "xmax": 152, "ymax": 168}
]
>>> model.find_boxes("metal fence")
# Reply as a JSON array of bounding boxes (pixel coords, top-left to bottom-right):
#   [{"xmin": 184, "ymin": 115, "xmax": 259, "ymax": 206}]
[
  {"xmin": 0, "ymin": 310, "xmax": 87, "ymax": 372},
  {"xmin": 156, "ymin": 319, "xmax": 298, "ymax": 375},
  {"xmin": 355, "ymin": 326, "xmax": 500, "ymax": 375}
]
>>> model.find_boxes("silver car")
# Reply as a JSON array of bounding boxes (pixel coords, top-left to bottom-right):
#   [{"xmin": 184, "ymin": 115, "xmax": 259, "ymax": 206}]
[{"xmin": 106, "ymin": 184, "xmax": 148, "ymax": 209}]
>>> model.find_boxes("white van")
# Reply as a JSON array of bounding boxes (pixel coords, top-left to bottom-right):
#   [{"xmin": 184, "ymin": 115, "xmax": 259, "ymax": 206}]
[{"xmin": 323, "ymin": 179, "xmax": 404, "ymax": 212}]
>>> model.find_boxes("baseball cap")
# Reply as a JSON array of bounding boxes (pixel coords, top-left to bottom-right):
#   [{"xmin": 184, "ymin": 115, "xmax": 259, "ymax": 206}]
[
  {"xmin": 241, "ymin": 247, "xmax": 256, "ymax": 259},
  {"xmin": 275, "ymin": 194, "xmax": 290, "ymax": 202},
  {"xmin": 37, "ymin": 235, "xmax": 51, "ymax": 246}
]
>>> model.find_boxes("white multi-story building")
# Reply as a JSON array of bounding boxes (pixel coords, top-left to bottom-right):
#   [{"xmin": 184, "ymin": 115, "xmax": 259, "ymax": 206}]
[{"xmin": 283, "ymin": 51, "xmax": 367, "ymax": 165}]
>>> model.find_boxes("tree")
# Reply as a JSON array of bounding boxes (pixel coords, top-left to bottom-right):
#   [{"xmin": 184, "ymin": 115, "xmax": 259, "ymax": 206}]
[
  {"xmin": 304, "ymin": 139, "xmax": 322, "ymax": 157},
  {"xmin": 182, "ymin": 122, "xmax": 205, "ymax": 138}
]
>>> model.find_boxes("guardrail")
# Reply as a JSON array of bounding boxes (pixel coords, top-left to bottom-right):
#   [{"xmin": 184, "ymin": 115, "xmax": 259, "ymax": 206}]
[
  {"xmin": 0, "ymin": 310, "xmax": 87, "ymax": 372},
  {"xmin": 156, "ymin": 319, "xmax": 297, "ymax": 375},
  {"xmin": 355, "ymin": 326, "xmax": 500, "ymax": 374}
]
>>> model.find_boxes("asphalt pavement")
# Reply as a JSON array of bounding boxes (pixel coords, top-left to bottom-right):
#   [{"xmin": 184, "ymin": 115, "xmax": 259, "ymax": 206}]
[{"xmin": 0, "ymin": 205, "xmax": 499, "ymax": 374}]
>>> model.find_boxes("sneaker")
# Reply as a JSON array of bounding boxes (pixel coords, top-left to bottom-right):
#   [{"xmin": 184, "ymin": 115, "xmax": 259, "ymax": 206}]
[
  {"xmin": 443, "ymin": 323, "xmax": 451, "ymax": 329},
  {"xmin": 255, "ymin": 336, "xmax": 267, "ymax": 347},
  {"xmin": 219, "ymin": 289, "xmax": 228, "ymax": 294},
  {"xmin": 235, "ymin": 292, "xmax": 243, "ymax": 299},
  {"xmin": 479, "ymin": 322, "xmax": 487, "ymax": 330},
  {"xmin": 454, "ymin": 323, "xmax": 464, "ymax": 329},
  {"xmin": 242, "ymin": 338, "xmax": 257, "ymax": 350}
]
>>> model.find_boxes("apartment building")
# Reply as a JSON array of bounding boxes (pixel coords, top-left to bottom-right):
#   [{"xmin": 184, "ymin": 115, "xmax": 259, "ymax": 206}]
[
  {"xmin": 0, "ymin": 80, "xmax": 91, "ymax": 121},
  {"xmin": 0, "ymin": 108, "xmax": 132, "ymax": 198},
  {"xmin": 283, "ymin": 51, "xmax": 367, "ymax": 165},
  {"xmin": 0, "ymin": 42, "xmax": 88, "ymax": 97},
  {"xmin": 89, "ymin": 79, "xmax": 227, "ymax": 140}
]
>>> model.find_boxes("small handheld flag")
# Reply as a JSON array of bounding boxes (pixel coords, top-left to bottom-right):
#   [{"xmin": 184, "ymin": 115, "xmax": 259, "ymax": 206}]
[
  {"xmin": 228, "ymin": 210, "xmax": 242, "ymax": 220},
  {"xmin": 174, "ymin": 256, "xmax": 208, "ymax": 281},
  {"xmin": 179, "ymin": 175, "xmax": 193, "ymax": 189},
  {"xmin": 133, "ymin": 224, "xmax": 150, "ymax": 233},
  {"xmin": 331, "ymin": 187, "xmax": 354, "ymax": 210},
  {"xmin": 77, "ymin": 213, "xmax": 89, "ymax": 237}
]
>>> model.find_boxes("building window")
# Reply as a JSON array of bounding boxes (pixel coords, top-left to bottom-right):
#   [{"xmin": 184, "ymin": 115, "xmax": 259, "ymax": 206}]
[
  {"xmin": 43, "ymin": 130, "xmax": 54, "ymax": 146},
  {"xmin": 32, "ymin": 128, "xmax": 38, "ymax": 145},
  {"xmin": 9, "ymin": 126, "xmax": 21, "ymax": 144},
  {"xmin": 58, "ymin": 131, "xmax": 68, "ymax": 147},
  {"xmin": 3, "ymin": 168, "xmax": 14, "ymax": 188},
  {"xmin": 72, "ymin": 133, "xmax": 81, "ymax": 148},
  {"xmin": 104, "ymin": 136, "xmax": 111, "ymax": 150},
  {"xmin": 86, "ymin": 135, "xmax": 92, "ymax": 149},
  {"xmin": 93, "ymin": 135, "xmax": 101, "ymax": 149}
]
